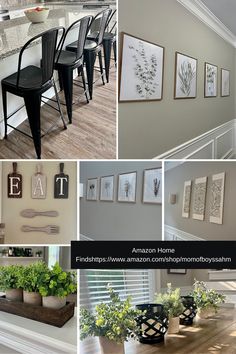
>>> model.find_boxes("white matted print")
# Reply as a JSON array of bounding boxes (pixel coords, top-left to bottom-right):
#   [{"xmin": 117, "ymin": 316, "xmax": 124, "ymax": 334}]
[
  {"xmin": 192, "ymin": 176, "xmax": 207, "ymax": 221},
  {"xmin": 205, "ymin": 63, "xmax": 217, "ymax": 97},
  {"xmin": 100, "ymin": 175, "xmax": 114, "ymax": 202},
  {"xmin": 86, "ymin": 178, "xmax": 98, "ymax": 201},
  {"xmin": 182, "ymin": 180, "xmax": 192, "ymax": 218},
  {"xmin": 118, "ymin": 171, "xmax": 137, "ymax": 203},
  {"xmin": 221, "ymin": 69, "xmax": 230, "ymax": 97},
  {"xmin": 209, "ymin": 172, "xmax": 225, "ymax": 225},
  {"xmin": 119, "ymin": 32, "xmax": 164, "ymax": 102},
  {"xmin": 174, "ymin": 52, "xmax": 197, "ymax": 99},
  {"xmin": 143, "ymin": 168, "xmax": 162, "ymax": 204}
]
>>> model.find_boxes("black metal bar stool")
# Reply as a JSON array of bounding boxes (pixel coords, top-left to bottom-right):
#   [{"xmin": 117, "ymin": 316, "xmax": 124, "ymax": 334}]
[
  {"xmin": 1, "ymin": 27, "xmax": 66, "ymax": 159},
  {"xmin": 54, "ymin": 15, "xmax": 92, "ymax": 123},
  {"xmin": 88, "ymin": 9, "xmax": 117, "ymax": 83},
  {"xmin": 66, "ymin": 9, "xmax": 112, "ymax": 100}
]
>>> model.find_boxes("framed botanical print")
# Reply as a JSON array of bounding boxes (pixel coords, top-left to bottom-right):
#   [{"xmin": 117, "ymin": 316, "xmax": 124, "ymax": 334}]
[
  {"xmin": 119, "ymin": 32, "xmax": 164, "ymax": 102},
  {"xmin": 209, "ymin": 172, "xmax": 225, "ymax": 225},
  {"xmin": 174, "ymin": 52, "xmax": 197, "ymax": 99},
  {"xmin": 118, "ymin": 171, "xmax": 137, "ymax": 203},
  {"xmin": 100, "ymin": 175, "xmax": 114, "ymax": 202},
  {"xmin": 192, "ymin": 176, "xmax": 207, "ymax": 221},
  {"xmin": 143, "ymin": 168, "xmax": 162, "ymax": 204},
  {"xmin": 86, "ymin": 178, "xmax": 98, "ymax": 201},
  {"xmin": 221, "ymin": 69, "xmax": 230, "ymax": 97},
  {"xmin": 204, "ymin": 62, "xmax": 217, "ymax": 97},
  {"xmin": 168, "ymin": 269, "xmax": 187, "ymax": 275},
  {"xmin": 182, "ymin": 180, "xmax": 192, "ymax": 218}
]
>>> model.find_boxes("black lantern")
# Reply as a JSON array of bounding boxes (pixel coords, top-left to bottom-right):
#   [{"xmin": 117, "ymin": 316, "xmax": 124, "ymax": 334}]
[
  {"xmin": 180, "ymin": 296, "xmax": 197, "ymax": 325},
  {"xmin": 136, "ymin": 304, "xmax": 168, "ymax": 344}
]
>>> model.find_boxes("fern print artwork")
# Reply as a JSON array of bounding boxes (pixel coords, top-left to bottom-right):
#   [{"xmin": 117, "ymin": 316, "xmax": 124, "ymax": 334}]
[
  {"xmin": 119, "ymin": 33, "xmax": 164, "ymax": 101},
  {"xmin": 175, "ymin": 52, "xmax": 197, "ymax": 99},
  {"xmin": 205, "ymin": 63, "xmax": 217, "ymax": 97}
]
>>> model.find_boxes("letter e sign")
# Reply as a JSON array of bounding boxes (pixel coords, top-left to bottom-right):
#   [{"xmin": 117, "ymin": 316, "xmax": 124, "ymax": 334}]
[
  {"xmin": 8, "ymin": 162, "xmax": 22, "ymax": 198},
  {"xmin": 54, "ymin": 163, "xmax": 69, "ymax": 199}
]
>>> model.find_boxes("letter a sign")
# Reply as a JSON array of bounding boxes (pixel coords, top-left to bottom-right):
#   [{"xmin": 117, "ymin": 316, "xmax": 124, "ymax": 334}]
[
  {"xmin": 8, "ymin": 162, "xmax": 22, "ymax": 198},
  {"xmin": 32, "ymin": 164, "xmax": 47, "ymax": 199},
  {"xmin": 54, "ymin": 163, "xmax": 69, "ymax": 199}
]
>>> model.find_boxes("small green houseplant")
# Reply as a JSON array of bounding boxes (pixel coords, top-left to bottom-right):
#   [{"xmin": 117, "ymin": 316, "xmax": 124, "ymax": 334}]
[
  {"xmin": 0, "ymin": 265, "xmax": 23, "ymax": 301},
  {"xmin": 18, "ymin": 261, "xmax": 48, "ymax": 306},
  {"xmin": 80, "ymin": 286, "xmax": 142, "ymax": 354},
  {"xmin": 155, "ymin": 283, "xmax": 184, "ymax": 334},
  {"xmin": 191, "ymin": 280, "xmax": 225, "ymax": 319},
  {"xmin": 39, "ymin": 262, "xmax": 77, "ymax": 309}
]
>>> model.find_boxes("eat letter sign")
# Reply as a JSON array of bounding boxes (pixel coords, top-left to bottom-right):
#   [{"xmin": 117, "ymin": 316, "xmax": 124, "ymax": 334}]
[{"xmin": 8, "ymin": 162, "xmax": 22, "ymax": 198}]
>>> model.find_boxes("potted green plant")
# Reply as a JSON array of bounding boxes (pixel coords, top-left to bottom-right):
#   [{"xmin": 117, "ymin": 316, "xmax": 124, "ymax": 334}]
[
  {"xmin": 39, "ymin": 262, "xmax": 77, "ymax": 309},
  {"xmin": 155, "ymin": 283, "xmax": 184, "ymax": 334},
  {"xmin": 18, "ymin": 261, "xmax": 48, "ymax": 306},
  {"xmin": 80, "ymin": 286, "xmax": 141, "ymax": 354},
  {"xmin": 0, "ymin": 265, "xmax": 23, "ymax": 301},
  {"xmin": 191, "ymin": 280, "xmax": 225, "ymax": 319}
]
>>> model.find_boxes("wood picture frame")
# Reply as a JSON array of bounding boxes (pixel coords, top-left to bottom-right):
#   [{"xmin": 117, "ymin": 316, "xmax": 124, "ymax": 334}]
[
  {"xmin": 142, "ymin": 167, "xmax": 162, "ymax": 204},
  {"xmin": 174, "ymin": 52, "xmax": 197, "ymax": 99},
  {"xmin": 221, "ymin": 68, "xmax": 230, "ymax": 97},
  {"xmin": 168, "ymin": 269, "xmax": 187, "ymax": 275},
  {"xmin": 86, "ymin": 178, "xmax": 98, "ymax": 201},
  {"xmin": 204, "ymin": 62, "xmax": 218, "ymax": 98},
  {"xmin": 117, "ymin": 171, "xmax": 137, "ymax": 203},
  {"xmin": 100, "ymin": 175, "xmax": 114, "ymax": 202},
  {"xmin": 119, "ymin": 32, "xmax": 165, "ymax": 102},
  {"xmin": 182, "ymin": 180, "xmax": 192, "ymax": 218}
]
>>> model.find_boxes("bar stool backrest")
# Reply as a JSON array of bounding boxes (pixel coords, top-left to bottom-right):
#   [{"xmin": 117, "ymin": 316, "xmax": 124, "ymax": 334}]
[
  {"xmin": 57, "ymin": 16, "xmax": 92, "ymax": 63},
  {"xmin": 105, "ymin": 9, "xmax": 117, "ymax": 33},
  {"xmin": 89, "ymin": 8, "xmax": 112, "ymax": 46},
  {"xmin": 17, "ymin": 27, "xmax": 63, "ymax": 88}
]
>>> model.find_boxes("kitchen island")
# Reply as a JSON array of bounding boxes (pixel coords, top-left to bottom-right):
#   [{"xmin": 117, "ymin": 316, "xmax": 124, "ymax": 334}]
[{"xmin": 0, "ymin": 1, "xmax": 116, "ymax": 139}]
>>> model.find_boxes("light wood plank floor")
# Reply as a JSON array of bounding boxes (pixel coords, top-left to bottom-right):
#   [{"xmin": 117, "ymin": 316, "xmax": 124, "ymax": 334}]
[
  {"xmin": 80, "ymin": 308, "xmax": 236, "ymax": 354},
  {"xmin": 0, "ymin": 67, "xmax": 116, "ymax": 159}
]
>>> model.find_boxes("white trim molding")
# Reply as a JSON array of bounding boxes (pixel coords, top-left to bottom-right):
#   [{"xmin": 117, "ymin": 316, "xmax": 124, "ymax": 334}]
[
  {"xmin": 176, "ymin": 0, "xmax": 236, "ymax": 47},
  {"xmin": 155, "ymin": 119, "xmax": 235, "ymax": 160},
  {"xmin": 164, "ymin": 224, "xmax": 205, "ymax": 241}
]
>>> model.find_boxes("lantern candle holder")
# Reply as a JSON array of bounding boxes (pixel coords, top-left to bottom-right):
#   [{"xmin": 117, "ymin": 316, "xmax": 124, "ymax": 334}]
[
  {"xmin": 180, "ymin": 296, "xmax": 197, "ymax": 325},
  {"xmin": 136, "ymin": 304, "xmax": 168, "ymax": 344}
]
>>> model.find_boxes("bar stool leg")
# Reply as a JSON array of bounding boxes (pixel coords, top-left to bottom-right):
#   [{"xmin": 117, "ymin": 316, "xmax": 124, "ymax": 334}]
[
  {"xmin": 24, "ymin": 94, "xmax": 41, "ymax": 159},
  {"xmin": 84, "ymin": 50, "xmax": 96, "ymax": 100},
  {"xmin": 52, "ymin": 79, "xmax": 67, "ymax": 129},
  {"xmin": 80, "ymin": 67, "xmax": 89, "ymax": 104},
  {"xmin": 113, "ymin": 40, "xmax": 117, "ymax": 67},
  {"xmin": 59, "ymin": 67, "xmax": 73, "ymax": 124},
  {"xmin": 98, "ymin": 50, "xmax": 105, "ymax": 85},
  {"xmin": 103, "ymin": 39, "xmax": 112, "ymax": 83},
  {"xmin": 2, "ymin": 86, "xmax": 8, "ymax": 138}
]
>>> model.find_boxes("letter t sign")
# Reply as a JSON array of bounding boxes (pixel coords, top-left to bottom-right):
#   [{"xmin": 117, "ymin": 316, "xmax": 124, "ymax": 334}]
[
  {"xmin": 54, "ymin": 163, "xmax": 69, "ymax": 199},
  {"xmin": 8, "ymin": 162, "xmax": 22, "ymax": 198}
]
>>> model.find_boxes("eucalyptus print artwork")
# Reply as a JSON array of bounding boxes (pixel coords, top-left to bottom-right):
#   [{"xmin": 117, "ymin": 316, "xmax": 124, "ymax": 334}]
[
  {"xmin": 119, "ymin": 33, "xmax": 164, "ymax": 102},
  {"xmin": 205, "ymin": 63, "xmax": 217, "ymax": 97},
  {"xmin": 175, "ymin": 52, "xmax": 197, "ymax": 99}
]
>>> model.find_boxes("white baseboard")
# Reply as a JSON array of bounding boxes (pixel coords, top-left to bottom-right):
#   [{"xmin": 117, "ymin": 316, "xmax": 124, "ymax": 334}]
[
  {"xmin": 154, "ymin": 119, "xmax": 235, "ymax": 160},
  {"xmin": 165, "ymin": 225, "xmax": 205, "ymax": 241}
]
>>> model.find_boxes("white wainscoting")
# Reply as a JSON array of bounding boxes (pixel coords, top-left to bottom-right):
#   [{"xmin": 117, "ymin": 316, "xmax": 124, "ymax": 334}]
[
  {"xmin": 164, "ymin": 225, "xmax": 205, "ymax": 241},
  {"xmin": 155, "ymin": 120, "xmax": 235, "ymax": 160}
]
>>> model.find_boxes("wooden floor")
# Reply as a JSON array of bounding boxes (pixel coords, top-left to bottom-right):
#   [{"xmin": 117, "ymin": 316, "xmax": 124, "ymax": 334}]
[
  {"xmin": 0, "ymin": 66, "xmax": 116, "ymax": 159},
  {"xmin": 80, "ymin": 308, "xmax": 236, "ymax": 354}
]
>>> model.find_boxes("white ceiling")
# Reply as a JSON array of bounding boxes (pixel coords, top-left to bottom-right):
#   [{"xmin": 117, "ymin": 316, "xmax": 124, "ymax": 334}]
[{"xmin": 201, "ymin": 0, "xmax": 236, "ymax": 36}]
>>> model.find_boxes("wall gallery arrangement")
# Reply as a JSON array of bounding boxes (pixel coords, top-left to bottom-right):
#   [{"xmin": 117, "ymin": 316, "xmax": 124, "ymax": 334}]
[
  {"xmin": 86, "ymin": 168, "xmax": 162, "ymax": 204},
  {"xmin": 181, "ymin": 172, "xmax": 225, "ymax": 224},
  {"xmin": 119, "ymin": 32, "xmax": 230, "ymax": 101}
]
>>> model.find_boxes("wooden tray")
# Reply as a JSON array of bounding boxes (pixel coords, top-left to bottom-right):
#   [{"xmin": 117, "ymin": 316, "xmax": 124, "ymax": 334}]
[{"xmin": 0, "ymin": 296, "xmax": 75, "ymax": 328}]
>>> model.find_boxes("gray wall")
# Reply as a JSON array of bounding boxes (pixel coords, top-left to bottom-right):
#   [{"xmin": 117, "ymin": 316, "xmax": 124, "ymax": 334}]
[
  {"xmin": 80, "ymin": 161, "xmax": 162, "ymax": 240},
  {"xmin": 160, "ymin": 269, "xmax": 209, "ymax": 288},
  {"xmin": 118, "ymin": 0, "xmax": 235, "ymax": 158},
  {"xmin": 165, "ymin": 161, "xmax": 236, "ymax": 240}
]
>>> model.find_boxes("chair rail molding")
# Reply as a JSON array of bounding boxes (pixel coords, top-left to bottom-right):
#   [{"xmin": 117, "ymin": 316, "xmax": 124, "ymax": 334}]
[
  {"xmin": 164, "ymin": 225, "xmax": 205, "ymax": 241},
  {"xmin": 176, "ymin": 0, "xmax": 236, "ymax": 47},
  {"xmin": 155, "ymin": 119, "xmax": 236, "ymax": 160}
]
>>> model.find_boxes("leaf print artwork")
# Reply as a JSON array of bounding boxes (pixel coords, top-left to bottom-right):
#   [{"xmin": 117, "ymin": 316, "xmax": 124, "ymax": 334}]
[
  {"xmin": 119, "ymin": 33, "xmax": 164, "ymax": 101},
  {"xmin": 192, "ymin": 177, "xmax": 207, "ymax": 221},
  {"xmin": 209, "ymin": 173, "xmax": 225, "ymax": 224},
  {"xmin": 128, "ymin": 41, "xmax": 159, "ymax": 99},
  {"xmin": 205, "ymin": 63, "xmax": 217, "ymax": 97},
  {"xmin": 178, "ymin": 61, "xmax": 196, "ymax": 96}
]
